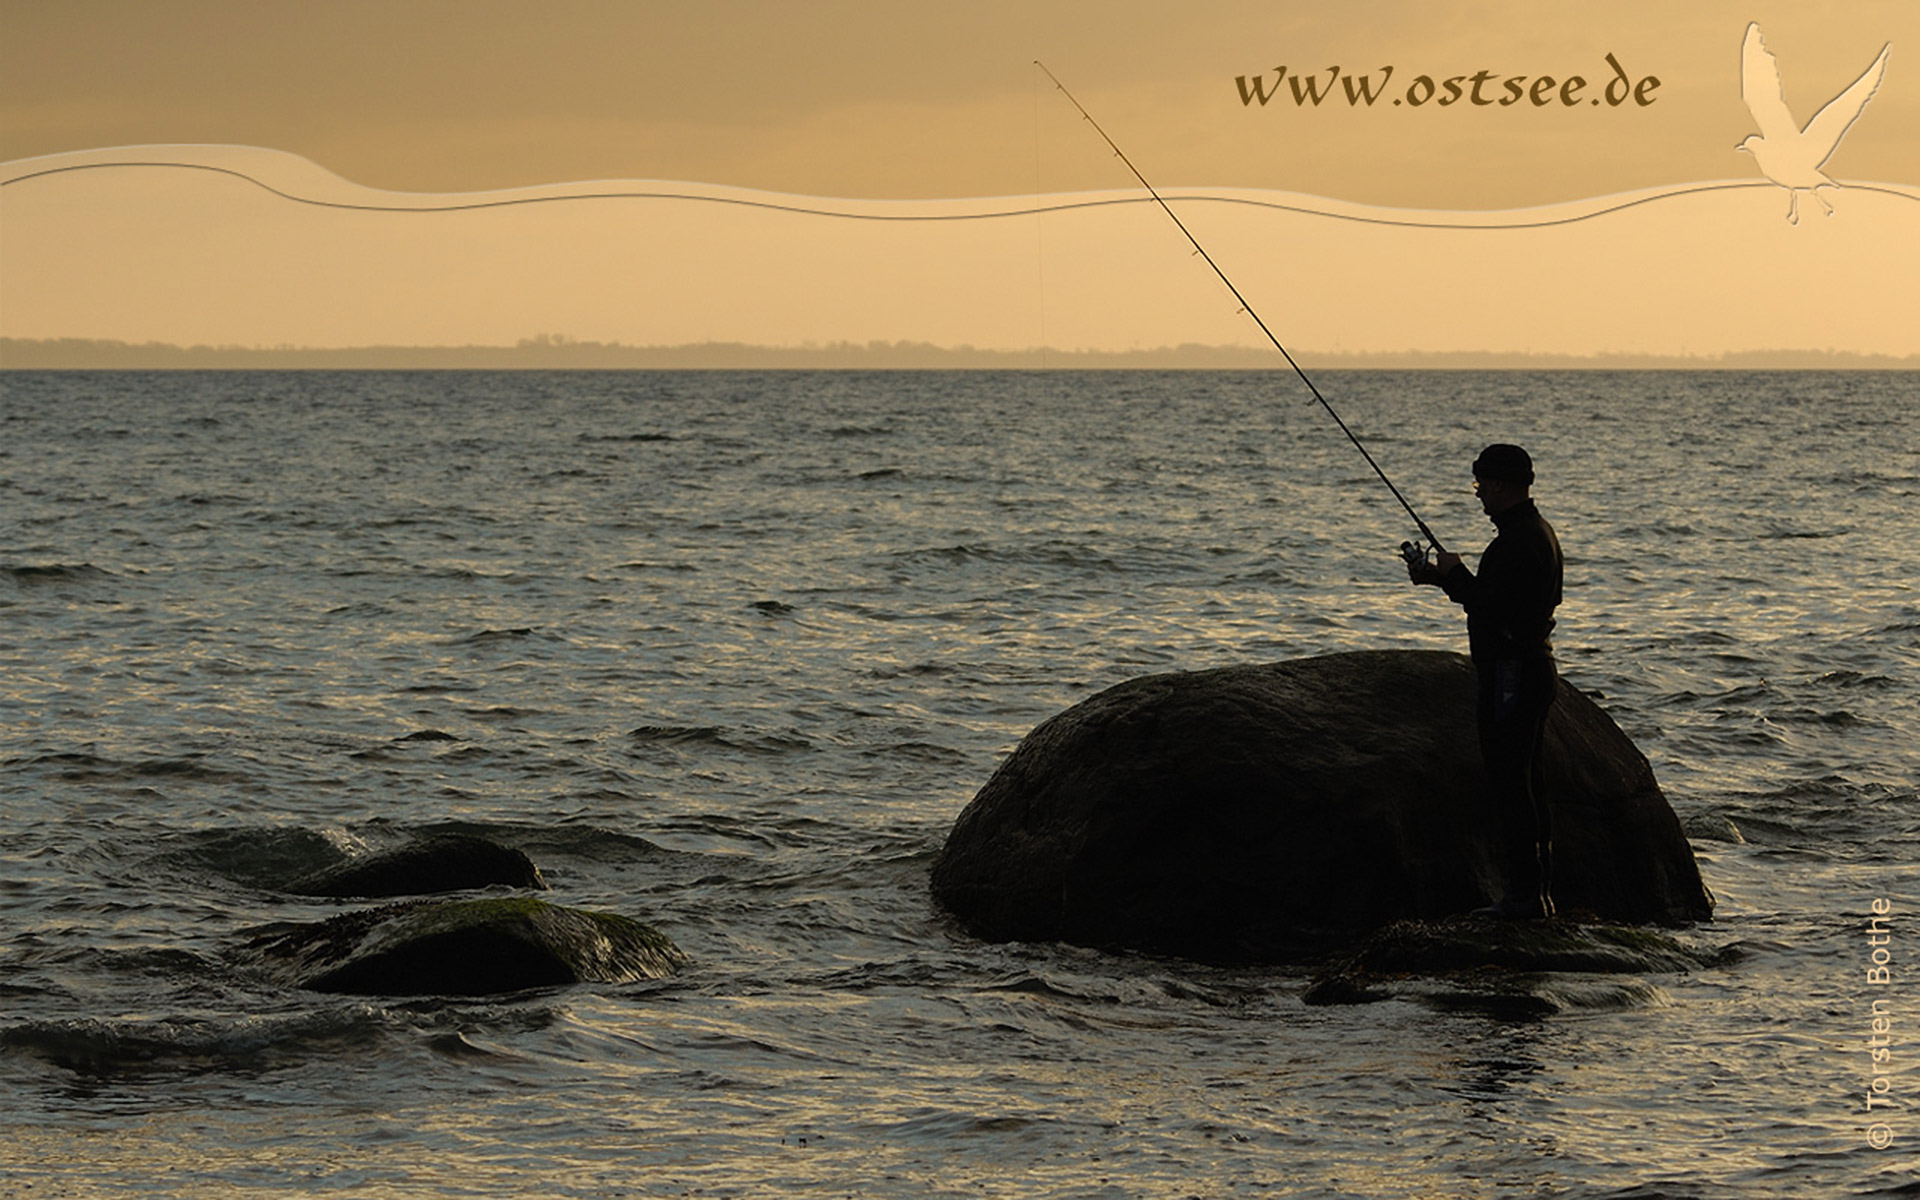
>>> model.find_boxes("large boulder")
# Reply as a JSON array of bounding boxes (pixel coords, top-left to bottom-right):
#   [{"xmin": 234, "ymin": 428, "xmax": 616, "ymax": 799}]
[
  {"xmin": 931, "ymin": 650, "xmax": 1712, "ymax": 962},
  {"xmin": 247, "ymin": 897, "xmax": 687, "ymax": 996}
]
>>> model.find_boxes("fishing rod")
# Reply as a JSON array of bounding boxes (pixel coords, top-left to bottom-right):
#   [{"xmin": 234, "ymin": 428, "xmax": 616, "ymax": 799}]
[{"xmin": 1034, "ymin": 61, "xmax": 1446, "ymax": 562}]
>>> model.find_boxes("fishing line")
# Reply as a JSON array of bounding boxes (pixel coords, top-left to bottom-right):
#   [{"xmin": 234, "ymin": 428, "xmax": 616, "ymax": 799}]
[
  {"xmin": 1031, "ymin": 66, "xmax": 1051, "ymax": 370},
  {"xmin": 1033, "ymin": 61, "xmax": 1446, "ymax": 555}
]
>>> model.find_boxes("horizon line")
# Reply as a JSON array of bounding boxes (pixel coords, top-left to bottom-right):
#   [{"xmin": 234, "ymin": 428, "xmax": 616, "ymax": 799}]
[{"xmin": 6, "ymin": 337, "xmax": 1917, "ymax": 372}]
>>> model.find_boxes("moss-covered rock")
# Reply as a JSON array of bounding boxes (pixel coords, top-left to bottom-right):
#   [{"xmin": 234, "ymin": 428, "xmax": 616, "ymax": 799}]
[{"xmin": 247, "ymin": 897, "xmax": 687, "ymax": 996}]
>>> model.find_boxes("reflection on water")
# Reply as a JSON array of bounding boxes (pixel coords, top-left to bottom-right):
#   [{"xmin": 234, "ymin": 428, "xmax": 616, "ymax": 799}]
[{"xmin": 0, "ymin": 369, "xmax": 1915, "ymax": 1197}]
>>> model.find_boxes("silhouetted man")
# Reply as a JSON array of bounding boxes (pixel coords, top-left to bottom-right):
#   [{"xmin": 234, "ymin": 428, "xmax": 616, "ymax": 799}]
[{"xmin": 1408, "ymin": 444, "xmax": 1563, "ymax": 919}]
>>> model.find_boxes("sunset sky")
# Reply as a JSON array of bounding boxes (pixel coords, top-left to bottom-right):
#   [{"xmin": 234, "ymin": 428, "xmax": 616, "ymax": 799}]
[
  {"xmin": 3, "ymin": 1, "xmax": 1915, "ymax": 356},
  {"xmin": 7, "ymin": 0, "xmax": 1916, "ymax": 205}
]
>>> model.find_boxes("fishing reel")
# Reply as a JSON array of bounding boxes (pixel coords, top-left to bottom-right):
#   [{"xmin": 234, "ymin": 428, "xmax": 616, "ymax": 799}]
[{"xmin": 1399, "ymin": 539, "xmax": 1434, "ymax": 571}]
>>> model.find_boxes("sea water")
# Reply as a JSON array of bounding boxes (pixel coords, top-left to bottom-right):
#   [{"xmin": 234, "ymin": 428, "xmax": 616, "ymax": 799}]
[{"xmin": 1, "ymin": 369, "xmax": 1916, "ymax": 1199}]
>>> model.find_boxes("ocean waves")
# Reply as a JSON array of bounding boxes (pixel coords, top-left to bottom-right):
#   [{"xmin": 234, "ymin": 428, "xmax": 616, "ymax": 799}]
[
  {"xmin": 1, "ymin": 562, "xmax": 122, "ymax": 587},
  {"xmin": 3, "ymin": 1007, "xmax": 400, "ymax": 1075},
  {"xmin": 3, "ymin": 368, "xmax": 1917, "ymax": 1197}
]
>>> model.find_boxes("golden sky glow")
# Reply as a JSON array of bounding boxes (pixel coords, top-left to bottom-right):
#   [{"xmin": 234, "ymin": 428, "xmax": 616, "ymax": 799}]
[
  {"xmin": 4, "ymin": 1, "xmax": 1915, "ymax": 206},
  {"xmin": 2, "ymin": 2, "xmax": 1916, "ymax": 356}
]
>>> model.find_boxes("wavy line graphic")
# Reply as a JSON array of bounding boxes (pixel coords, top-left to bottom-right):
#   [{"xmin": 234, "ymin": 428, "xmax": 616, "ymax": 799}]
[{"xmin": 6, "ymin": 144, "xmax": 1916, "ymax": 232}]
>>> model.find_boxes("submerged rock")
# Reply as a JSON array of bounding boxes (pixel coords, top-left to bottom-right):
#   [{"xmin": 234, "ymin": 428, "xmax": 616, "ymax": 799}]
[
  {"xmin": 286, "ymin": 833, "xmax": 547, "ymax": 898},
  {"xmin": 1302, "ymin": 916, "xmax": 1736, "ymax": 1013},
  {"xmin": 247, "ymin": 897, "xmax": 687, "ymax": 996},
  {"xmin": 1681, "ymin": 811, "xmax": 1746, "ymax": 844},
  {"xmin": 931, "ymin": 650, "xmax": 1712, "ymax": 962}
]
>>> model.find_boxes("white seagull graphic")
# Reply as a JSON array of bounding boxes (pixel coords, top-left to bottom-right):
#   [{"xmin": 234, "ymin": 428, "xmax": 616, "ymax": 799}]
[{"xmin": 1738, "ymin": 22, "xmax": 1891, "ymax": 223}]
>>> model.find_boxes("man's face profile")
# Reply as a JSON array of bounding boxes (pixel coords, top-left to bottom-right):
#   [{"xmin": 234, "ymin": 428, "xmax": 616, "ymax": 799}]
[{"xmin": 1474, "ymin": 476, "xmax": 1522, "ymax": 516}]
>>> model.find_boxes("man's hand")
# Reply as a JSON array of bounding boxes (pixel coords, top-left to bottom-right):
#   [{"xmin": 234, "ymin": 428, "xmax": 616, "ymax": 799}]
[{"xmin": 1408, "ymin": 549, "xmax": 1463, "ymax": 587}]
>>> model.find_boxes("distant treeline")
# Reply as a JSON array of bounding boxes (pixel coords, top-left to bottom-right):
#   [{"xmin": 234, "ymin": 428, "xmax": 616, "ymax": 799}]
[{"xmin": 4, "ymin": 337, "xmax": 1917, "ymax": 371}]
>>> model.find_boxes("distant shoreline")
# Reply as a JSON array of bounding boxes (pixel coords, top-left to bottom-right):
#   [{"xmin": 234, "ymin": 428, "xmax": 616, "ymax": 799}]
[{"xmin": 4, "ymin": 337, "xmax": 1916, "ymax": 371}]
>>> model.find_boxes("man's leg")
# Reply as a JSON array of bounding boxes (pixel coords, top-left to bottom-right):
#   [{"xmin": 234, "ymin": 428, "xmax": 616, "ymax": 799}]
[
  {"xmin": 1482, "ymin": 659, "xmax": 1554, "ymax": 918},
  {"xmin": 1524, "ymin": 658, "xmax": 1558, "ymax": 914}
]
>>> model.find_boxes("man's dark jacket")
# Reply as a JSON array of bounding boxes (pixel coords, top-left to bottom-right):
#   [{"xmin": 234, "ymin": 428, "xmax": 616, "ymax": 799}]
[{"xmin": 1440, "ymin": 499, "xmax": 1563, "ymax": 663}]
